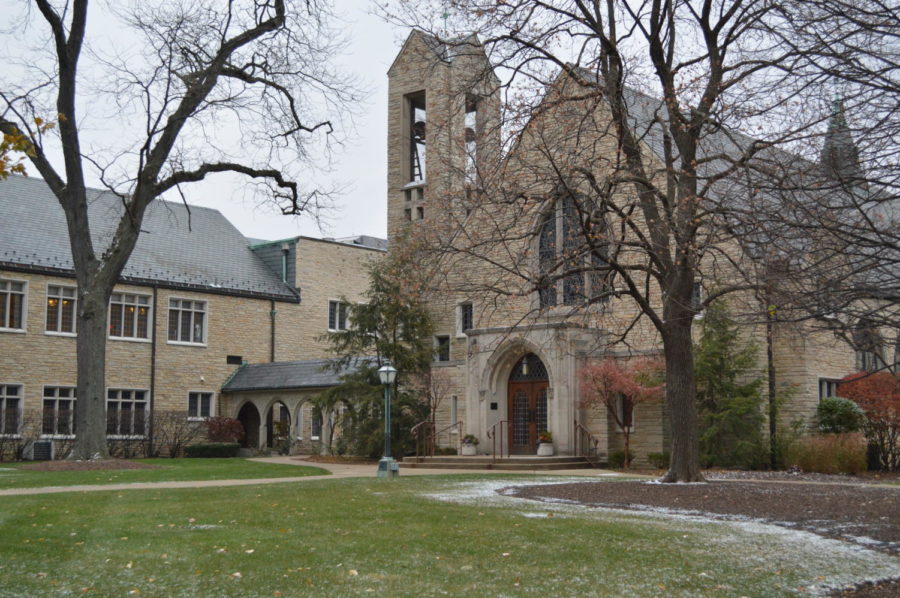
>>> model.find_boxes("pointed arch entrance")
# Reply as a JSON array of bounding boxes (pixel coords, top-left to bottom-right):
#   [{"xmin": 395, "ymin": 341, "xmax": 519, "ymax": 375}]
[
  {"xmin": 507, "ymin": 353, "xmax": 549, "ymax": 454},
  {"xmin": 237, "ymin": 402, "xmax": 261, "ymax": 449}
]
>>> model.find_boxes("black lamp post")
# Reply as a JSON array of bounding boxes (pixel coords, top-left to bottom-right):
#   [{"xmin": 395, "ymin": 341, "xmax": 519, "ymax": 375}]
[{"xmin": 376, "ymin": 364, "xmax": 399, "ymax": 478}]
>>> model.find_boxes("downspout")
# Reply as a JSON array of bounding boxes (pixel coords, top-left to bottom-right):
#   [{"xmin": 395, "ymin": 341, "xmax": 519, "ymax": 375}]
[
  {"xmin": 766, "ymin": 301, "xmax": 777, "ymax": 469},
  {"xmin": 148, "ymin": 285, "xmax": 158, "ymax": 457},
  {"xmin": 271, "ymin": 243, "xmax": 290, "ymax": 363},
  {"xmin": 270, "ymin": 299, "xmax": 277, "ymax": 363}
]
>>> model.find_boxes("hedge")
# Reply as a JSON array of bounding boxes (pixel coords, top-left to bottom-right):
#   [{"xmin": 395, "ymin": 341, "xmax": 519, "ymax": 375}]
[{"xmin": 185, "ymin": 442, "xmax": 241, "ymax": 458}]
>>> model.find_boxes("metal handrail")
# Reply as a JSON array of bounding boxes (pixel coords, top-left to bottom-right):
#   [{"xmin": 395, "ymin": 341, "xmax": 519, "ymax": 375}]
[
  {"xmin": 573, "ymin": 419, "xmax": 603, "ymax": 468},
  {"xmin": 486, "ymin": 419, "xmax": 509, "ymax": 463},
  {"xmin": 431, "ymin": 420, "xmax": 463, "ymax": 453},
  {"xmin": 411, "ymin": 420, "xmax": 435, "ymax": 461}
]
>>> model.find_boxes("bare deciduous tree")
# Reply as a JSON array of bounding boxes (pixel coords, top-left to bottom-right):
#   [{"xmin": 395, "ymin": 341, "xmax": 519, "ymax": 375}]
[{"xmin": 0, "ymin": 0, "xmax": 359, "ymax": 459}]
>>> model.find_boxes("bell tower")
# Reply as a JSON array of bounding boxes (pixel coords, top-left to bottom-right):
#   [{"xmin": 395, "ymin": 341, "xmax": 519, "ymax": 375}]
[{"xmin": 385, "ymin": 30, "xmax": 500, "ymax": 244}]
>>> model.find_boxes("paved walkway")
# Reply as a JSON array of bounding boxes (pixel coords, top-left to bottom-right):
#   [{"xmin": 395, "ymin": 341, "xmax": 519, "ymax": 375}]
[{"xmin": 0, "ymin": 456, "xmax": 643, "ymax": 497}]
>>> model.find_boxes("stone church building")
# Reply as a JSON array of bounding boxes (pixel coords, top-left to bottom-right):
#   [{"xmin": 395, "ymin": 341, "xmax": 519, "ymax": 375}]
[
  {"xmin": 0, "ymin": 29, "xmax": 891, "ymax": 463},
  {"xmin": 385, "ymin": 31, "xmax": 882, "ymax": 463}
]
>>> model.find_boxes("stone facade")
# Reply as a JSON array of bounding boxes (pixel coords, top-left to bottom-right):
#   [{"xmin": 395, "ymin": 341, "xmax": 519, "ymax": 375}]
[
  {"xmin": 384, "ymin": 31, "xmax": 865, "ymax": 465},
  {"xmin": 0, "ymin": 188, "xmax": 383, "ymax": 456}
]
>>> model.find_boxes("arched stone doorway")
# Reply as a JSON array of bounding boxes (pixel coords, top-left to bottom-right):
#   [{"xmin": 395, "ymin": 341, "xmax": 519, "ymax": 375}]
[
  {"xmin": 507, "ymin": 353, "xmax": 549, "ymax": 454},
  {"xmin": 237, "ymin": 402, "xmax": 261, "ymax": 449},
  {"xmin": 265, "ymin": 401, "xmax": 291, "ymax": 449}
]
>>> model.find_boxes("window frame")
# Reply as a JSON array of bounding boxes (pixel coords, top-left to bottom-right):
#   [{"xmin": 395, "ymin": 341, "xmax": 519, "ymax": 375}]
[
  {"xmin": 615, "ymin": 395, "xmax": 636, "ymax": 433},
  {"xmin": 106, "ymin": 388, "xmax": 150, "ymax": 438},
  {"xmin": 818, "ymin": 377, "xmax": 841, "ymax": 402},
  {"xmin": 108, "ymin": 292, "xmax": 152, "ymax": 342},
  {"xmin": 328, "ymin": 299, "xmax": 350, "ymax": 332},
  {"xmin": 434, "ymin": 334, "xmax": 451, "ymax": 363},
  {"xmin": 167, "ymin": 297, "xmax": 208, "ymax": 346},
  {"xmin": 187, "ymin": 391, "xmax": 215, "ymax": 420},
  {"xmin": 45, "ymin": 284, "xmax": 78, "ymax": 336},
  {"xmin": 0, "ymin": 278, "xmax": 27, "ymax": 333},
  {"xmin": 457, "ymin": 302, "xmax": 474, "ymax": 338},
  {"xmin": 41, "ymin": 385, "xmax": 77, "ymax": 438},
  {"xmin": 536, "ymin": 195, "xmax": 612, "ymax": 311},
  {"xmin": 310, "ymin": 406, "xmax": 322, "ymax": 441},
  {"xmin": 0, "ymin": 383, "xmax": 23, "ymax": 437}
]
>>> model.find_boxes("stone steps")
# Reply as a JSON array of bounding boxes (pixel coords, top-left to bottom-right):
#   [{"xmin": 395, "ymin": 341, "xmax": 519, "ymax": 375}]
[{"xmin": 400, "ymin": 455, "xmax": 601, "ymax": 470}]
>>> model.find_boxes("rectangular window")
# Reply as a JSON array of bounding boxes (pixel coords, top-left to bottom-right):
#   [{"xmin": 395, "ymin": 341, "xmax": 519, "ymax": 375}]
[
  {"xmin": 188, "ymin": 391, "xmax": 213, "ymax": 419},
  {"xmin": 434, "ymin": 335, "xmax": 451, "ymax": 362},
  {"xmin": 107, "ymin": 389, "xmax": 148, "ymax": 436},
  {"xmin": 458, "ymin": 302, "xmax": 473, "ymax": 335},
  {"xmin": 857, "ymin": 348, "xmax": 884, "ymax": 373},
  {"xmin": 818, "ymin": 378, "xmax": 841, "ymax": 401},
  {"xmin": 46, "ymin": 285, "xmax": 77, "ymax": 334},
  {"xmin": 692, "ymin": 281, "xmax": 704, "ymax": 315},
  {"xmin": 328, "ymin": 300, "xmax": 349, "ymax": 331},
  {"xmin": 311, "ymin": 407, "xmax": 322, "ymax": 440},
  {"xmin": 617, "ymin": 395, "xmax": 634, "ymax": 431},
  {"xmin": 0, "ymin": 280, "xmax": 25, "ymax": 330},
  {"xmin": 109, "ymin": 293, "xmax": 150, "ymax": 339},
  {"xmin": 168, "ymin": 298, "xmax": 206, "ymax": 344},
  {"xmin": 42, "ymin": 386, "xmax": 76, "ymax": 436},
  {"xmin": 0, "ymin": 384, "xmax": 22, "ymax": 436}
]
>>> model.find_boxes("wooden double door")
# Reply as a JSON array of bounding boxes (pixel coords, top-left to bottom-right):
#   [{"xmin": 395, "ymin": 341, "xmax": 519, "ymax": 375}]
[{"xmin": 508, "ymin": 381, "xmax": 549, "ymax": 454}]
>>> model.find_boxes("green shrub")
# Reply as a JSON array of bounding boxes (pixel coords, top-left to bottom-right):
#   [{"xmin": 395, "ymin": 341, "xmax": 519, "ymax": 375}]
[
  {"xmin": 816, "ymin": 397, "xmax": 865, "ymax": 434},
  {"xmin": 434, "ymin": 447, "xmax": 457, "ymax": 456},
  {"xmin": 185, "ymin": 442, "xmax": 240, "ymax": 458},
  {"xmin": 786, "ymin": 433, "xmax": 866, "ymax": 474},
  {"xmin": 608, "ymin": 450, "xmax": 633, "ymax": 469},
  {"xmin": 773, "ymin": 417, "xmax": 806, "ymax": 470},
  {"xmin": 647, "ymin": 452, "xmax": 669, "ymax": 469}
]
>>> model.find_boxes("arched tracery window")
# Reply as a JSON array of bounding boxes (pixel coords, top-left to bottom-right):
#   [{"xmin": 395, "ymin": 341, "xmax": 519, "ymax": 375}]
[{"xmin": 538, "ymin": 191, "xmax": 612, "ymax": 309}]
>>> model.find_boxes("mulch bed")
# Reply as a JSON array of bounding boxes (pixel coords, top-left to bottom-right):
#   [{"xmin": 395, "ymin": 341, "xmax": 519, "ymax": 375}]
[
  {"xmin": 19, "ymin": 459, "xmax": 161, "ymax": 472},
  {"xmin": 507, "ymin": 479, "xmax": 900, "ymax": 597}
]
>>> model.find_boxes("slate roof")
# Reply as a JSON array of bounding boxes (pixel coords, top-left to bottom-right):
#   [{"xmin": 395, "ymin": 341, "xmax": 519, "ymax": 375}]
[
  {"xmin": 0, "ymin": 175, "xmax": 299, "ymax": 302},
  {"xmin": 329, "ymin": 235, "xmax": 388, "ymax": 251},
  {"xmin": 221, "ymin": 358, "xmax": 371, "ymax": 392}
]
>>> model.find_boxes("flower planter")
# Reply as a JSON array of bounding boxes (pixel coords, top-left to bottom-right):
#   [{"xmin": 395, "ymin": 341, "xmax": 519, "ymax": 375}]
[
  {"xmin": 461, "ymin": 444, "xmax": 478, "ymax": 456},
  {"xmin": 537, "ymin": 442, "xmax": 554, "ymax": 457}
]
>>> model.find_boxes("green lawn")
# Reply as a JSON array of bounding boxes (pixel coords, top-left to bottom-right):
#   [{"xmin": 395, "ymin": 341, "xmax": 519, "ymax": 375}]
[
  {"xmin": 0, "ymin": 475, "xmax": 896, "ymax": 597},
  {"xmin": 0, "ymin": 459, "xmax": 328, "ymax": 489}
]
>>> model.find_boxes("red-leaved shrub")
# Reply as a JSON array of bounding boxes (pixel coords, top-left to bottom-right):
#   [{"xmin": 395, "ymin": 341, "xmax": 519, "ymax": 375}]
[
  {"xmin": 838, "ymin": 371, "xmax": 900, "ymax": 471},
  {"xmin": 206, "ymin": 417, "xmax": 245, "ymax": 443}
]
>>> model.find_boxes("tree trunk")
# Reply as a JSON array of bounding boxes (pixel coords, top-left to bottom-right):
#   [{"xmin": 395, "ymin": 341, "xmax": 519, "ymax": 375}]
[
  {"xmin": 660, "ymin": 319, "xmax": 704, "ymax": 482},
  {"xmin": 70, "ymin": 290, "xmax": 111, "ymax": 460},
  {"xmin": 623, "ymin": 430, "xmax": 631, "ymax": 469}
]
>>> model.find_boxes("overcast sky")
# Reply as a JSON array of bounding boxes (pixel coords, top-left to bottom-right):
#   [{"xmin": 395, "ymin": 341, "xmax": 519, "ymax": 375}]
[{"xmin": 4, "ymin": 2, "xmax": 408, "ymax": 244}]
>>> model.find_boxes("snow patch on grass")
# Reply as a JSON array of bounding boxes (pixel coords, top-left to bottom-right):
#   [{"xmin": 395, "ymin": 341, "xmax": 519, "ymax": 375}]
[{"xmin": 423, "ymin": 477, "xmax": 900, "ymax": 597}]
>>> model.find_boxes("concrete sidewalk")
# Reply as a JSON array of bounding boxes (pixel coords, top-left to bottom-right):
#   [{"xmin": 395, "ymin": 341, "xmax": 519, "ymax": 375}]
[{"xmin": 0, "ymin": 456, "xmax": 640, "ymax": 497}]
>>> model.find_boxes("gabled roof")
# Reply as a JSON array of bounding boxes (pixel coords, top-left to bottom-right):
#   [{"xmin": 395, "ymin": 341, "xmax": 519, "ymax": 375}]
[
  {"xmin": 388, "ymin": 30, "xmax": 486, "ymax": 75},
  {"xmin": 328, "ymin": 235, "xmax": 388, "ymax": 251},
  {"xmin": 221, "ymin": 358, "xmax": 370, "ymax": 392},
  {"xmin": 0, "ymin": 175, "xmax": 299, "ymax": 302}
]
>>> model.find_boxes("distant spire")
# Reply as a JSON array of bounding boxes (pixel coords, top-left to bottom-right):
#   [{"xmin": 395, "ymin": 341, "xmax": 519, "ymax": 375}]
[{"xmin": 819, "ymin": 95, "xmax": 864, "ymax": 187}]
